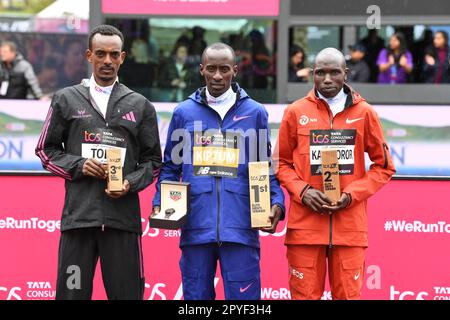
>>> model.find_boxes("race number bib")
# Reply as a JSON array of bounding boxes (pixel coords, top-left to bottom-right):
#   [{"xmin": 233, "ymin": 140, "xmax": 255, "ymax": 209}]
[
  {"xmin": 81, "ymin": 128, "xmax": 126, "ymax": 165},
  {"xmin": 309, "ymin": 129, "xmax": 356, "ymax": 175},
  {"xmin": 193, "ymin": 131, "xmax": 240, "ymax": 178}
]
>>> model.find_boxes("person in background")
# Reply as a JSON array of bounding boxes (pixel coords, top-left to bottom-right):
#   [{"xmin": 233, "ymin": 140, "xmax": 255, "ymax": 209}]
[
  {"xmin": 159, "ymin": 44, "xmax": 200, "ymax": 102},
  {"xmin": 377, "ymin": 32, "xmax": 413, "ymax": 84},
  {"xmin": 0, "ymin": 41, "xmax": 45, "ymax": 99},
  {"xmin": 413, "ymin": 28, "xmax": 434, "ymax": 83},
  {"xmin": 58, "ymin": 38, "xmax": 87, "ymax": 87},
  {"xmin": 121, "ymin": 38, "xmax": 155, "ymax": 88},
  {"xmin": 423, "ymin": 30, "xmax": 450, "ymax": 83},
  {"xmin": 249, "ymin": 29, "xmax": 273, "ymax": 88},
  {"xmin": 37, "ymin": 57, "xmax": 60, "ymax": 97},
  {"xmin": 361, "ymin": 29, "xmax": 385, "ymax": 83},
  {"xmin": 346, "ymin": 43, "xmax": 370, "ymax": 83},
  {"xmin": 288, "ymin": 45, "xmax": 310, "ymax": 82}
]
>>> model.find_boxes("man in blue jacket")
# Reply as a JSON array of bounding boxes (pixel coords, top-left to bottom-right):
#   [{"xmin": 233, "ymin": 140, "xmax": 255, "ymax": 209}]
[{"xmin": 152, "ymin": 42, "xmax": 285, "ymax": 300}]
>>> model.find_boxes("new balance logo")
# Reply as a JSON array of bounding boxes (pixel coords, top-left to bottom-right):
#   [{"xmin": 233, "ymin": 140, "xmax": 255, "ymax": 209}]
[{"xmin": 122, "ymin": 111, "xmax": 136, "ymax": 123}]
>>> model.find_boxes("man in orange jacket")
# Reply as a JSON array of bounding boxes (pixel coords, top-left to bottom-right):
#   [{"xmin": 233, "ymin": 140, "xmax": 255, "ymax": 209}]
[{"xmin": 275, "ymin": 47, "xmax": 396, "ymax": 300}]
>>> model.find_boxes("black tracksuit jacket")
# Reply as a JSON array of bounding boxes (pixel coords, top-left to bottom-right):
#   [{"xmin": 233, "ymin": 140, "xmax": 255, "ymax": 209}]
[{"xmin": 35, "ymin": 81, "xmax": 162, "ymax": 234}]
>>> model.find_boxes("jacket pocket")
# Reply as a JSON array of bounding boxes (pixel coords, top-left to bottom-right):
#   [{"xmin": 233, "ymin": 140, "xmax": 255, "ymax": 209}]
[
  {"xmin": 224, "ymin": 263, "xmax": 260, "ymax": 298},
  {"xmin": 287, "ymin": 249, "xmax": 316, "ymax": 298},
  {"xmin": 297, "ymin": 127, "xmax": 311, "ymax": 155},
  {"xmin": 341, "ymin": 251, "xmax": 365, "ymax": 299},
  {"xmin": 296, "ymin": 127, "xmax": 313, "ymax": 179},
  {"xmin": 184, "ymin": 180, "xmax": 214, "ymax": 230},
  {"xmin": 222, "ymin": 179, "xmax": 251, "ymax": 228}
]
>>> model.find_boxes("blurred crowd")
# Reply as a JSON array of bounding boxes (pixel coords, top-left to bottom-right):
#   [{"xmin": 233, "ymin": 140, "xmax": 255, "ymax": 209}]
[
  {"xmin": 289, "ymin": 29, "xmax": 450, "ymax": 84},
  {"xmin": 120, "ymin": 27, "xmax": 277, "ymax": 102},
  {"xmin": 1, "ymin": 27, "xmax": 450, "ymax": 101}
]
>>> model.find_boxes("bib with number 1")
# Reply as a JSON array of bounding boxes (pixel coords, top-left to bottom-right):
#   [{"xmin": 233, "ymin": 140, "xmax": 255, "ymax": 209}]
[{"xmin": 81, "ymin": 128, "xmax": 127, "ymax": 165}]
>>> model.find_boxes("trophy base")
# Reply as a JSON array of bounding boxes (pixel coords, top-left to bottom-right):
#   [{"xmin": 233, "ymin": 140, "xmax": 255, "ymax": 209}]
[{"xmin": 150, "ymin": 210, "xmax": 188, "ymax": 230}]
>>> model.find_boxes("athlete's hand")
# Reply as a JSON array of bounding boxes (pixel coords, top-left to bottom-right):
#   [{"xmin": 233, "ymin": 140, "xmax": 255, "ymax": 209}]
[
  {"xmin": 302, "ymin": 188, "xmax": 332, "ymax": 214},
  {"xmin": 260, "ymin": 205, "xmax": 282, "ymax": 234},
  {"xmin": 150, "ymin": 206, "xmax": 160, "ymax": 218},
  {"xmin": 105, "ymin": 179, "xmax": 130, "ymax": 199},
  {"xmin": 82, "ymin": 158, "xmax": 107, "ymax": 179},
  {"xmin": 322, "ymin": 193, "xmax": 350, "ymax": 213}
]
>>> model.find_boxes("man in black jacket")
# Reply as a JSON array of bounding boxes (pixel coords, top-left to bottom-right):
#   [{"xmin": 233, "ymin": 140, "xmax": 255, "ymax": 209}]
[
  {"xmin": 0, "ymin": 41, "xmax": 45, "ymax": 99},
  {"xmin": 346, "ymin": 43, "xmax": 370, "ymax": 83},
  {"xmin": 35, "ymin": 25, "xmax": 162, "ymax": 300}
]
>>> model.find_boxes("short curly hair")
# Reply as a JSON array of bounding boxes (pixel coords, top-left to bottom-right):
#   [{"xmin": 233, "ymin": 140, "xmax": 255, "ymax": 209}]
[{"xmin": 88, "ymin": 24, "xmax": 124, "ymax": 50}]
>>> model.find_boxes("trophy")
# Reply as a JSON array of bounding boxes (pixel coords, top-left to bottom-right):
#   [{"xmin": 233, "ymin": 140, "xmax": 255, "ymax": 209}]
[
  {"xmin": 106, "ymin": 148, "xmax": 123, "ymax": 192},
  {"xmin": 150, "ymin": 181, "xmax": 190, "ymax": 230},
  {"xmin": 321, "ymin": 148, "xmax": 341, "ymax": 204},
  {"xmin": 248, "ymin": 161, "xmax": 272, "ymax": 228}
]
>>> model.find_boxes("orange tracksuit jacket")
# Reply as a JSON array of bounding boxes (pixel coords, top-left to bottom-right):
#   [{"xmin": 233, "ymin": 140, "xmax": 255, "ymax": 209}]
[{"xmin": 276, "ymin": 85, "xmax": 396, "ymax": 247}]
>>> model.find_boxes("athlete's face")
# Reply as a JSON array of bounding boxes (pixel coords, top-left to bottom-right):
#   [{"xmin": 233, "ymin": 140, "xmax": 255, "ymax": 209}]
[
  {"xmin": 200, "ymin": 48, "xmax": 237, "ymax": 97},
  {"xmin": 314, "ymin": 55, "xmax": 347, "ymax": 99},
  {"xmin": 86, "ymin": 33, "xmax": 125, "ymax": 86}
]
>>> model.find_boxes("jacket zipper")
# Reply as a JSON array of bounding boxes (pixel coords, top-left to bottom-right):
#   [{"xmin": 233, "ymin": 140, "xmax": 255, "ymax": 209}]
[
  {"xmin": 216, "ymin": 116, "xmax": 223, "ymax": 245},
  {"xmin": 325, "ymin": 103, "xmax": 334, "ymax": 248},
  {"xmin": 81, "ymin": 85, "xmax": 132, "ymax": 233},
  {"xmin": 89, "ymin": 90, "xmax": 110, "ymax": 232},
  {"xmin": 201, "ymin": 90, "xmax": 240, "ymax": 245},
  {"xmin": 321, "ymin": 93, "xmax": 353, "ymax": 248}
]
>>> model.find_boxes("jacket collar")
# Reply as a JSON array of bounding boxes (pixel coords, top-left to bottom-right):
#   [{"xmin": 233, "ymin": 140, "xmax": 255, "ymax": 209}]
[
  {"xmin": 307, "ymin": 83, "xmax": 364, "ymax": 109},
  {"xmin": 190, "ymin": 82, "xmax": 248, "ymax": 106},
  {"xmin": 74, "ymin": 78, "xmax": 134, "ymax": 117}
]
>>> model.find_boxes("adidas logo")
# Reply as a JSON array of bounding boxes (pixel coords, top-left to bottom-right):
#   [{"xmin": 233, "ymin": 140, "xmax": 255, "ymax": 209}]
[{"xmin": 122, "ymin": 111, "xmax": 136, "ymax": 123}]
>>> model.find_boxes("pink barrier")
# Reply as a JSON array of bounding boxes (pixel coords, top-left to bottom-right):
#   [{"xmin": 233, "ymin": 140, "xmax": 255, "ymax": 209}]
[{"xmin": 0, "ymin": 176, "xmax": 449, "ymax": 300}]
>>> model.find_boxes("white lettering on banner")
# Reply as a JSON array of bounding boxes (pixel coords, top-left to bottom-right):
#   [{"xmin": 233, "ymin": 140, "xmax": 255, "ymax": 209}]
[
  {"xmin": 434, "ymin": 287, "xmax": 450, "ymax": 295},
  {"xmin": 384, "ymin": 220, "xmax": 450, "ymax": 233},
  {"xmin": 145, "ymin": 283, "xmax": 167, "ymax": 300},
  {"xmin": 260, "ymin": 288, "xmax": 291, "ymax": 300},
  {"xmin": 141, "ymin": 218, "xmax": 159, "ymax": 237},
  {"xmin": 0, "ymin": 287, "xmax": 22, "ymax": 300},
  {"xmin": 164, "ymin": 230, "xmax": 181, "ymax": 237},
  {"xmin": 0, "ymin": 217, "xmax": 60, "ymax": 232},
  {"xmin": 390, "ymin": 285, "xmax": 450, "ymax": 300},
  {"xmin": 390, "ymin": 285, "xmax": 429, "ymax": 300},
  {"xmin": 433, "ymin": 287, "xmax": 450, "ymax": 300},
  {"xmin": 140, "ymin": 218, "xmax": 182, "ymax": 238},
  {"xmin": 1, "ymin": 282, "xmax": 56, "ymax": 300},
  {"xmin": 26, "ymin": 281, "xmax": 55, "ymax": 299}
]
